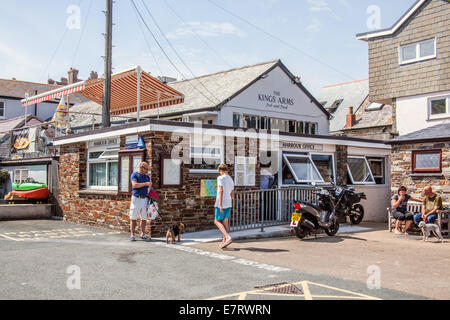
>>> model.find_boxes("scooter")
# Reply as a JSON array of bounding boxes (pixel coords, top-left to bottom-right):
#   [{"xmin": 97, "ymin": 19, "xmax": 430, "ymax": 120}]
[{"xmin": 290, "ymin": 186, "xmax": 340, "ymax": 239}]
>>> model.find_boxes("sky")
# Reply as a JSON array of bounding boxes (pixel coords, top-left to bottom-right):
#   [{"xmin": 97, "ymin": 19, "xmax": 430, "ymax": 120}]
[{"xmin": 0, "ymin": 0, "xmax": 417, "ymax": 95}]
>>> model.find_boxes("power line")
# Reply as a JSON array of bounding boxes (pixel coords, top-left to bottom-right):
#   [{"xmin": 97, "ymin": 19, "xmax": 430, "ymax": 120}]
[
  {"xmin": 162, "ymin": 0, "xmax": 232, "ymax": 70},
  {"xmin": 130, "ymin": 0, "xmax": 221, "ymax": 106},
  {"xmin": 71, "ymin": 0, "xmax": 94, "ymax": 68},
  {"xmin": 131, "ymin": 2, "xmax": 164, "ymax": 76},
  {"xmin": 140, "ymin": 0, "xmax": 222, "ymax": 104},
  {"xmin": 205, "ymin": 0, "xmax": 356, "ymax": 81}
]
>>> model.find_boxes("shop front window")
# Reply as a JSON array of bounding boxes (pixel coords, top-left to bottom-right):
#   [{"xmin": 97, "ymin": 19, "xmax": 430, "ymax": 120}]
[
  {"xmin": 87, "ymin": 139, "xmax": 119, "ymax": 189},
  {"xmin": 347, "ymin": 157, "xmax": 375, "ymax": 184},
  {"xmin": 190, "ymin": 135, "xmax": 223, "ymax": 173}
]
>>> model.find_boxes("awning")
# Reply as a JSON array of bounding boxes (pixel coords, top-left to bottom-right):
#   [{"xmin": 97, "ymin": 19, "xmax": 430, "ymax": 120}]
[{"xmin": 21, "ymin": 66, "xmax": 184, "ymax": 116}]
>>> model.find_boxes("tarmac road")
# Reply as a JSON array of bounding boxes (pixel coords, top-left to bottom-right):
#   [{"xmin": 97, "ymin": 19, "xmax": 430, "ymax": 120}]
[{"xmin": 0, "ymin": 220, "xmax": 432, "ymax": 300}]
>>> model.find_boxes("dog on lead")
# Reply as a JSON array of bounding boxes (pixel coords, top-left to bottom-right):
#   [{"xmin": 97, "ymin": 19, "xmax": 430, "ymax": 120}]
[
  {"xmin": 418, "ymin": 221, "xmax": 445, "ymax": 242},
  {"xmin": 166, "ymin": 222, "xmax": 185, "ymax": 244}
]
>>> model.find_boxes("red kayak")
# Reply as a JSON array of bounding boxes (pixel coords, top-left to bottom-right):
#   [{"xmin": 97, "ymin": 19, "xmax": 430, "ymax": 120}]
[{"xmin": 12, "ymin": 188, "xmax": 50, "ymax": 200}]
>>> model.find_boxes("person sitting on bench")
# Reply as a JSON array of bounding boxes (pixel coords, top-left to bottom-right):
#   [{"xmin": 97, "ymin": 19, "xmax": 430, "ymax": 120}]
[
  {"xmin": 414, "ymin": 185, "xmax": 443, "ymax": 227},
  {"xmin": 392, "ymin": 186, "xmax": 422, "ymax": 235}
]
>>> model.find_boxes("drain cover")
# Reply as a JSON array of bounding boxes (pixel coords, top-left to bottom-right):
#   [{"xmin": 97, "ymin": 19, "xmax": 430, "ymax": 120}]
[{"xmin": 255, "ymin": 282, "xmax": 303, "ymax": 295}]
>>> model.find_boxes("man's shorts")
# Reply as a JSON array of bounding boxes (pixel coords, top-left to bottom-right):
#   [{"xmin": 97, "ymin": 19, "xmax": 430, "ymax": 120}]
[
  {"xmin": 215, "ymin": 207, "xmax": 231, "ymax": 221},
  {"xmin": 130, "ymin": 196, "xmax": 149, "ymax": 221}
]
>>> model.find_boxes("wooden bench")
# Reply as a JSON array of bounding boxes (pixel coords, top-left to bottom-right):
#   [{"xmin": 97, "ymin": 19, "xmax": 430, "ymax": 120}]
[{"xmin": 387, "ymin": 202, "xmax": 449, "ymax": 237}]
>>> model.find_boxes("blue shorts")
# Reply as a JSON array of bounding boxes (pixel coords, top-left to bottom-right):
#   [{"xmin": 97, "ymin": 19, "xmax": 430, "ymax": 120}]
[{"xmin": 215, "ymin": 207, "xmax": 231, "ymax": 220}]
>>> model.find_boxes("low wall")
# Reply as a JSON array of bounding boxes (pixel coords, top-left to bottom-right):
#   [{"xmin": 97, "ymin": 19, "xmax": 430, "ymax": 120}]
[
  {"xmin": 0, "ymin": 204, "xmax": 53, "ymax": 221},
  {"xmin": 351, "ymin": 185, "xmax": 391, "ymax": 223}
]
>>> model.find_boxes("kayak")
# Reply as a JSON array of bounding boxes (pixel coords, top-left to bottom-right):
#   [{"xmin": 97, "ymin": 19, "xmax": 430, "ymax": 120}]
[
  {"xmin": 11, "ymin": 188, "xmax": 50, "ymax": 200},
  {"xmin": 12, "ymin": 182, "xmax": 48, "ymax": 191}
]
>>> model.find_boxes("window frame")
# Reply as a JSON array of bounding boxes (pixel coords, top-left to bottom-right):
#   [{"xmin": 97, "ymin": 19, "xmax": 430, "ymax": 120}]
[
  {"xmin": 412, "ymin": 149, "xmax": 442, "ymax": 174},
  {"xmin": 117, "ymin": 149, "xmax": 146, "ymax": 195},
  {"xmin": 347, "ymin": 156, "xmax": 376, "ymax": 185},
  {"xmin": 399, "ymin": 37, "xmax": 437, "ymax": 65},
  {"xmin": 0, "ymin": 100, "xmax": 5, "ymax": 119},
  {"xmin": 311, "ymin": 153, "xmax": 336, "ymax": 185},
  {"xmin": 234, "ymin": 156, "xmax": 257, "ymax": 187},
  {"xmin": 283, "ymin": 153, "xmax": 324, "ymax": 184},
  {"xmin": 367, "ymin": 157, "xmax": 386, "ymax": 185},
  {"xmin": 86, "ymin": 144, "xmax": 120, "ymax": 191},
  {"xmin": 189, "ymin": 134, "xmax": 224, "ymax": 174},
  {"xmin": 428, "ymin": 96, "xmax": 449, "ymax": 120}
]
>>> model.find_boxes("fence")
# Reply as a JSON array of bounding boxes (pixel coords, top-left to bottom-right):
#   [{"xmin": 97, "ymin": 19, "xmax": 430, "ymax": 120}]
[{"xmin": 230, "ymin": 187, "xmax": 318, "ymax": 232}]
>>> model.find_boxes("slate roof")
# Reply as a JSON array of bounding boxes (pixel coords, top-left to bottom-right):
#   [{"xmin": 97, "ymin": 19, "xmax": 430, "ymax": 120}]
[
  {"xmin": 316, "ymin": 79, "xmax": 369, "ymax": 132},
  {"xmin": 389, "ymin": 122, "xmax": 450, "ymax": 143},
  {"xmin": 68, "ymin": 60, "xmax": 329, "ymax": 129},
  {"xmin": 346, "ymin": 102, "xmax": 393, "ymax": 130}
]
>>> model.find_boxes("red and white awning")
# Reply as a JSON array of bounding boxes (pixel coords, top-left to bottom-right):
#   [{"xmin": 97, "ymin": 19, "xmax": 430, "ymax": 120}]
[
  {"xmin": 22, "ymin": 81, "xmax": 86, "ymax": 107},
  {"xmin": 21, "ymin": 66, "xmax": 184, "ymax": 116}
]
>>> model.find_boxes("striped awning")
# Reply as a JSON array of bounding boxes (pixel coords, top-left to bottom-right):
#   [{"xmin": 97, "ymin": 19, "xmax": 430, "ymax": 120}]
[
  {"xmin": 21, "ymin": 67, "xmax": 184, "ymax": 115},
  {"xmin": 21, "ymin": 81, "xmax": 86, "ymax": 107}
]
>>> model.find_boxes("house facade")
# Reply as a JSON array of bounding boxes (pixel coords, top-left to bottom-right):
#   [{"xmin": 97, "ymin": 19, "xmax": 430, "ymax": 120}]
[
  {"xmin": 357, "ymin": 0, "xmax": 450, "ymax": 200},
  {"xmin": 357, "ymin": 0, "xmax": 450, "ymax": 136}
]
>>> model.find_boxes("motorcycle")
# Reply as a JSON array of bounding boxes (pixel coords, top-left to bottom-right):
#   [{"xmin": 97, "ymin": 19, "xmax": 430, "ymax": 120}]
[
  {"xmin": 290, "ymin": 186, "xmax": 340, "ymax": 239},
  {"xmin": 332, "ymin": 185, "xmax": 366, "ymax": 225}
]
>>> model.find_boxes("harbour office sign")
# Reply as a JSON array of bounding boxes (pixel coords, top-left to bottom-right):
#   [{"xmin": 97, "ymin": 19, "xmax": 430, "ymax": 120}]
[
  {"xmin": 282, "ymin": 141, "xmax": 323, "ymax": 151},
  {"xmin": 258, "ymin": 91, "xmax": 294, "ymax": 110}
]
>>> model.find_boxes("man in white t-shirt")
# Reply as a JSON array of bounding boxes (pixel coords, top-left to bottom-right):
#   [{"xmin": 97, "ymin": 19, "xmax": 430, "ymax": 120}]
[{"xmin": 214, "ymin": 164, "xmax": 234, "ymax": 249}]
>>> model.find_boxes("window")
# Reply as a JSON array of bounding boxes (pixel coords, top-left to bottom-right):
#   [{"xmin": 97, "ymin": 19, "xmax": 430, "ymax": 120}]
[
  {"xmin": 366, "ymin": 103, "xmax": 384, "ymax": 111},
  {"xmin": 412, "ymin": 150, "xmax": 442, "ymax": 173},
  {"xmin": 296, "ymin": 121, "xmax": 318, "ymax": 135},
  {"xmin": 235, "ymin": 156, "xmax": 256, "ymax": 186},
  {"xmin": 367, "ymin": 157, "xmax": 386, "ymax": 184},
  {"xmin": 283, "ymin": 153, "xmax": 323, "ymax": 184},
  {"xmin": 190, "ymin": 135, "xmax": 223, "ymax": 173},
  {"xmin": 244, "ymin": 115, "xmax": 257, "ymax": 129},
  {"xmin": 347, "ymin": 156, "xmax": 375, "ymax": 184},
  {"xmin": 428, "ymin": 97, "xmax": 449, "ymax": 119},
  {"xmin": 87, "ymin": 139, "xmax": 119, "ymax": 190},
  {"xmin": 312, "ymin": 154, "xmax": 335, "ymax": 183},
  {"xmin": 399, "ymin": 38, "xmax": 436, "ymax": 65},
  {"xmin": 118, "ymin": 150, "xmax": 146, "ymax": 195},
  {"xmin": 161, "ymin": 154, "xmax": 182, "ymax": 187},
  {"xmin": 0, "ymin": 101, "xmax": 4, "ymax": 118},
  {"xmin": 327, "ymin": 99, "xmax": 343, "ymax": 113},
  {"xmin": 13, "ymin": 168, "xmax": 28, "ymax": 183},
  {"xmin": 233, "ymin": 114, "xmax": 241, "ymax": 128}
]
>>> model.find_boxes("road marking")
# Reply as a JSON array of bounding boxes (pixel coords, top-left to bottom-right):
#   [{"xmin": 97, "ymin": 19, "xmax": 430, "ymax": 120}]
[
  {"xmin": 0, "ymin": 233, "xmax": 24, "ymax": 241},
  {"xmin": 207, "ymin": 280, "xmax": 382, "ymax": 300},
  {"xmin": 0, "ymin": 229, "xmax": 122, "ymax": 241}
]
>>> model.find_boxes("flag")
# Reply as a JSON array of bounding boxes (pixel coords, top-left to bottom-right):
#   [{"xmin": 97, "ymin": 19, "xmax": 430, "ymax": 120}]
[{"xmin": 53, "ymin": 96, "xmax": 69, "ymax": 127}]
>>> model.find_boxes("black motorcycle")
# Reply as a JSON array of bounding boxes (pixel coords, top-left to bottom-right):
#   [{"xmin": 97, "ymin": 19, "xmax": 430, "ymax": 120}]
[
  {"xmin": 332, "ymin": 185, "xmax": 366, "ymax": 225},
  {"xmin": 290, "ymin": 186, "xmax": 340, "ymax": 239}
]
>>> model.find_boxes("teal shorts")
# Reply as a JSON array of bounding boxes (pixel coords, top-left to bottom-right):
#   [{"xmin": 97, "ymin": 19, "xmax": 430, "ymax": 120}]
[{"xmin": 215, "ymin": 207, "xmax": 231, "ymax": 220}]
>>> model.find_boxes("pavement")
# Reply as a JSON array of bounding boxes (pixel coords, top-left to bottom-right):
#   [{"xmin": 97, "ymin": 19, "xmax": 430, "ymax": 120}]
[{"xmin": 157, "ymin": 223, "xmax": 376, "ymax": 245}]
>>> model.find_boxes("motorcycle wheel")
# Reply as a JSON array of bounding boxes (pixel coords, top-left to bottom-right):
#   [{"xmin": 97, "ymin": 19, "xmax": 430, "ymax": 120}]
[
  {"xmin": 349, "ymin": 204, "xmax": 364, "ymax": 225},
  {"xmin": 295, "ymin": 225, "xmax": 309, "ymax": 239},
  {"xmin": 325, "ymin": 221, "xmax": 339, "ymax": 237}
]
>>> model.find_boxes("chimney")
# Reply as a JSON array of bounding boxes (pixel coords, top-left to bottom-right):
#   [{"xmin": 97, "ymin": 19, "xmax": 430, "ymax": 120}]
[
  {"xmin": 59, "ymin": 77, "xmax": 68, "ymax": 85},
  {"xmin": 346, "ymin": 106, "xmax": 356, "ymax": 128},
  {"xmin": 48, "ymin": 78, "xmax": 55, "ymax": 85},
  {"xmin": 68, "ymin": 67, "xmax": 79, "ymax": 84},
  {"xmin": 88, "ymin": 71, "xmax": 98, "ymax": 80}
]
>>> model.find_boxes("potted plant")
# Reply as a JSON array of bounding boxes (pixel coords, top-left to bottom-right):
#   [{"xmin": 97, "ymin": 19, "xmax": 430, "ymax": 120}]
[{"xmin": 0, "ymin": 169, "xmax": 10, "ymax": 198}]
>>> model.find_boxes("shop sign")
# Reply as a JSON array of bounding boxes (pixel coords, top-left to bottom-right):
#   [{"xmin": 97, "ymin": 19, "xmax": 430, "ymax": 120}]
[
  {"xmin": 281, "ymin": 141, "xmax": 323, "ymax": 151},
  {"xmin": 257, "ymin": 91, "xmax": 294, "ymax": 110},
  {"xmin": 125, "ymin": 135, "xmax": 139, "ymax": 149}
]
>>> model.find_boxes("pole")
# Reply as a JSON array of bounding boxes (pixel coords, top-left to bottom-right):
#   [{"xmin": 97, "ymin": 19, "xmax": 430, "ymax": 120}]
[
  {"xmin": 102, "ymin": 0, "xmax": 113, "ymax": 128},
  {"xmin": 136, "ymin": 66, "xmax": 141, "ymax": 122}
]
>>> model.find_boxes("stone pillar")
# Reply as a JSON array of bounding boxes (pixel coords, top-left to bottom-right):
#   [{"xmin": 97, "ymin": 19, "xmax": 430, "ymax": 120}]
[{"xmin": 335, "ymin": 145, "xmax": 348, "ymax": 186}]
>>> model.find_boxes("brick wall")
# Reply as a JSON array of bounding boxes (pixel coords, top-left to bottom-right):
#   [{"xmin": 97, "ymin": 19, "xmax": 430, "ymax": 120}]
[
  {"xmin": 58, "ymin": 130, "xmax": 261, "ymax": 236},
  {"xmin": 367, "ymin": 0, "xmax": 450, "ymax": 102},
  {"xmin": 391, "ymin": 140, "xmax": 450, "ymax": 201}
]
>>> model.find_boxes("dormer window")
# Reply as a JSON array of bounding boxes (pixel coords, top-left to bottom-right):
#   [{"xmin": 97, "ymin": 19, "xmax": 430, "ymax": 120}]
[
  {"xmin": 399, "ymin": 38, "xmax": 436, "ymax": 65},
  {"xmin": 327, "ymin": 99, "xmax": 343, "ymax": 113}
]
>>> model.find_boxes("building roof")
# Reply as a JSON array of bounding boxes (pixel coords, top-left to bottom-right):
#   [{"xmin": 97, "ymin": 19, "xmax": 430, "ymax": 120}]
[
  {"xmin": 356, "ymin": 0, "xmax": 428, "ymax": 41},
  {"xmin": 316, "ymin": 79, "xmax": 369, "ymax": 132},
  {"xmin": 345, "ymin": 102, "xmax": 393, "ymax": 130},
  {"xmin": 389, "ymin": 122, "xmax": 450, "ymax": 143},
  {"xmin": 0, "ymin": 78, "xmax": 88, "ymax": 105},
  {"xmin": 68, "ymin": 60, "xmax": 330, "ymax": 129},
  {"xmin": 0, "ymin": 115, "xmax": 43, "ymax": 134}
]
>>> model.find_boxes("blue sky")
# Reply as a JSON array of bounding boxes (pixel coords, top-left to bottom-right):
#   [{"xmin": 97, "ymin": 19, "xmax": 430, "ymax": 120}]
[{"xmin": 0, "ymin": 0, "xmax": 416, "ymax": 95}]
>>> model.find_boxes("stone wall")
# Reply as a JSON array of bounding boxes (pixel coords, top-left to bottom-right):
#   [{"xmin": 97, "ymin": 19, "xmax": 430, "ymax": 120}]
[
  {"xmin": 57, "ymin": 130, "xmax": 261, "ymax": 236},
  {"xmin": 391, "ymin": 140, "xmax": 450, "ymax": 201},
  {"xmin": 367, "ymin": 0, "xmax": 450, "ymax": 102}
]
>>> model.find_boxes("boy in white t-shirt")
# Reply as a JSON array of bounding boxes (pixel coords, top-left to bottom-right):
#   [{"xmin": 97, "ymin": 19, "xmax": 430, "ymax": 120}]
[{"xmin": 214, "ymin": 164, "xmax": 234, "ymax": 249}]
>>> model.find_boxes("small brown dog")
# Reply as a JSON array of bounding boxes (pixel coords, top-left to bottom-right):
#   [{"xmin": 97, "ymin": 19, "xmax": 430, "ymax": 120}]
[{"xmin": 166, "ymin": 222, "xmax": 185, "ymax": 244}]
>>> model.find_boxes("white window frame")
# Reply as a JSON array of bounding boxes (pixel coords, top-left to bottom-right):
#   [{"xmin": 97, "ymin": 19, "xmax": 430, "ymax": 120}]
[
  {"xmin": 367, "ymin": 157, "xmax": 386, "ymax": 185},
  {"xmin": 189, "ymin": 135, "xmax": 224, "ymax": 174},
  {"xmin": 0, "ymin": 100, "xmax": 5, "ymax": 119},
  {"xmin": 399, "ymin": 37, "xmax": 436, "ymax": 65},
  {"xmin": 13, "ymin": 168, "xmax": 28, "ymax": 184},
  {"xmin": 428, "ymin": 96, "xmax": 450, "ymax": 120},
  {"xmin": 86, "ymin": 140, "xmax": 120, "ymax": 190},
  {"xmin": 283, "ymin": 153, "xmax": 324, "ymax": 184},
  {"xmin": 347, "ymin": 156, "xmax": 376, "ymax": 185},
  {"xmin": 311, "ymin": 153, "xmax": 336, "ymax": 185}
]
